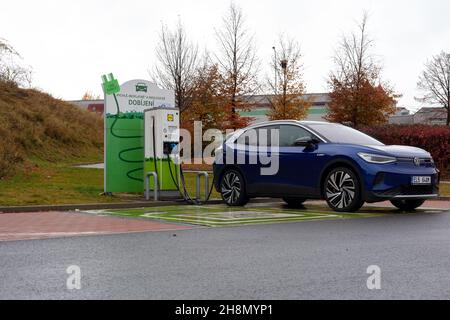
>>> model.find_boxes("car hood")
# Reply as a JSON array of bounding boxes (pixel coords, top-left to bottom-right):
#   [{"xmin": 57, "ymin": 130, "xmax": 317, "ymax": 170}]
[{"xmin": 365, "ymin": 145, "xmax": 431, "ymax": 158}]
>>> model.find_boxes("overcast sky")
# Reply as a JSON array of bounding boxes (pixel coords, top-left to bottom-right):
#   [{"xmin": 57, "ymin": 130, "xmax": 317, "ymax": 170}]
[{"xmin": 1, "ymin": 0, "xmax": 449, "ymax": 110}]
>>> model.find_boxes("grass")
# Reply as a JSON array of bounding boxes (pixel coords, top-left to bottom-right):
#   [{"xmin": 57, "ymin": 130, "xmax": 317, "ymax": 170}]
[
  {"xmin": 0, "ymin": 159, "xmax": 220, "ymax": 206},
  {"xmin": 0, "ymin": 160, "xmax": 109, "ymax": 206},
  {"xmin": 0, "ymin": 157, "xmax": 447, "ymax": 207},
  {"xmin": 0, "ymin": 81, "xmax": 103, "ymax": 178},
  {"xmin": 440, "ymin": 183, "xmax": 450, "ymax": 197}
]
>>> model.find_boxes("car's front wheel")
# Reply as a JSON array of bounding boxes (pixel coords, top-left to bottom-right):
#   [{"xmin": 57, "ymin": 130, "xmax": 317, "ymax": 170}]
[
  {"xmin": 390, "ymin": 199, "xmax": 425, "ymax": 211},
  {"xmin": 324, "ymin": 167, "xmax": 364, "ymax": 212},
  {"xmin": 220, "ymin": 169, "xmax": 249, "ymax": 206}
]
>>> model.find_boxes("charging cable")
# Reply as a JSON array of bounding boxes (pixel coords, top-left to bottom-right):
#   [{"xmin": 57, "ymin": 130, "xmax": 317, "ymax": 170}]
[{"xmin": 166, "ymin": 152, "xmax": 216, "ymax": 205}]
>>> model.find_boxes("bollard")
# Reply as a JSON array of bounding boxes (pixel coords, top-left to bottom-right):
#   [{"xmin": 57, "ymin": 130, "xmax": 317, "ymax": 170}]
[
  {"xmin": 196, "ymin": 171, "xmax": 209, "ymax": 202},
  {"xmin": 145, "ymin": 172, "xmax": 159, "ymax": 201}
]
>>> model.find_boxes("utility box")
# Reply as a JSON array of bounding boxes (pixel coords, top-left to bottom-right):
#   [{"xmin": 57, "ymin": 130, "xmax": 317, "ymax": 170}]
[{"xmin": 144, "ymin": 107, "xmax": 181, "ymax": 198}]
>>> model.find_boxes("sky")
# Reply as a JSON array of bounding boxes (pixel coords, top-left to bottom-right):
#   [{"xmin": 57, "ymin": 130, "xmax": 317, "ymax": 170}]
[{"xmin": 1, "ymin": 0, "xmax": 449, "ymax": 111}]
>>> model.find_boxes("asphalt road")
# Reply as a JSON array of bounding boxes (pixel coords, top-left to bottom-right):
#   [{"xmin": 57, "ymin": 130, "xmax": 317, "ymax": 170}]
[{"xmin": 1, "ymin": 211, "xmax": 450, "ymax": 299}]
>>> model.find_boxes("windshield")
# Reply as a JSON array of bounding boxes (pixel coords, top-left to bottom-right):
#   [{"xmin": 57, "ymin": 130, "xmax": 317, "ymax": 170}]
[{"xmin": 308, "ymin": 123, "xmax": 384, "ymax": 146}]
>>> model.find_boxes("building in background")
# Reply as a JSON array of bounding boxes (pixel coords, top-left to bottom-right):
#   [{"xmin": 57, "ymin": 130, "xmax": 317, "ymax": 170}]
[
  {"xmin": 389, "ymin": 107, "xmax": 414, "ymax": 124},
  {"xmin": 68, "ymin": 93, "xmax": 331, "ymax": 122},
  {"xmin": 388, "ymin": 106, "xmax": 447, "ymax": 125},
  {"xmin": 239, "ymin": 93, "xmax": 330, "ymax": 123},
  {"xmin": 412, "ymin": 107, "xmax": 447, "ymax": 125},
  {"xmin": 69, "ymin": 99, "xmax": 104, "ymax": 115},
  {"xmin": 68, "ymin": 97, "xmax": 447, "ymax": 126}
]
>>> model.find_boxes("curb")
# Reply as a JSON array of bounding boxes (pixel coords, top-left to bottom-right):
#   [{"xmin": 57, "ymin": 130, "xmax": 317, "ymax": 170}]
[
  {"xmin": 0, "ymin": 197, "xmax": 448, "ymax": 214},
  {"xmin": 0, "ymin": 199, "xmax": 222, "ymax": 214},
  {"xmin": 0, "ymin": 198, "xmax": 279, "ymax": 214}
]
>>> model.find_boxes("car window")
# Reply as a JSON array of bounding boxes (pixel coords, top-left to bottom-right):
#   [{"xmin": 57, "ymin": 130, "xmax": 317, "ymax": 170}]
[
  {"xmin": 237, "ymin": 125, "xmax": 279, "ymax": 147},
  {"xmin": 307, "ymin": 123, "xmax": 384, "ymax": 145},
  {"xmin": 279, "ymin": 125, "xmax": 314, "ymax": 147}
]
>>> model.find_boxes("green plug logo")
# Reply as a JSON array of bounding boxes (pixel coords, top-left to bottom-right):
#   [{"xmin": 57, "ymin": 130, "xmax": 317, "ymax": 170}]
[{"xmin": 101, "ymin": 73, "xmax": 120, "ymax": 95}]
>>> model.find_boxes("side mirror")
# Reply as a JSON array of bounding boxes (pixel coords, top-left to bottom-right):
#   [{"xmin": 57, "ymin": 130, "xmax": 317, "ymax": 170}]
[{"xmin": 294, "ymin": 137, "xmax": 319, "ymax": 149}]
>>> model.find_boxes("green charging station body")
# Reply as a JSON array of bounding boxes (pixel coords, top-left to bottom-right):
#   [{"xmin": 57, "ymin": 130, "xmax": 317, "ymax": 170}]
[{"xmin": 144, "ymin": 107, "xmax": 181, "ymax": 198}]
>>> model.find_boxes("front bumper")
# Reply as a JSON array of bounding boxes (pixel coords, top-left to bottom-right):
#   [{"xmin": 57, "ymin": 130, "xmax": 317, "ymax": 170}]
[
  {"xmin": 362, "ymin": 163, "xmax": 440, "ymax": 203},
  {"xmin": 368, "ymin": 184, "xmax": 439, "ymax": 201}
]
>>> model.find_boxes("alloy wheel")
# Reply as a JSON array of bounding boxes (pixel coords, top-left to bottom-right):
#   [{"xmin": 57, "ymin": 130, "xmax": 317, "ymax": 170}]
[
  {"xmin": 221, "ymin": 171, "xmax": 242, "ymax": 205},
  {"xmin": 326, "ymin": 170, "xmax": 356, "ymax": 209}
]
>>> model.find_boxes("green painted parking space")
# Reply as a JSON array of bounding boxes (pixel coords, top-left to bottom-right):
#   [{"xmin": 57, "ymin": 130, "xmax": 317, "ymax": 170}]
[{"xmin": 83, "ymin": 202, "xmax": 400, "ymax": 227}]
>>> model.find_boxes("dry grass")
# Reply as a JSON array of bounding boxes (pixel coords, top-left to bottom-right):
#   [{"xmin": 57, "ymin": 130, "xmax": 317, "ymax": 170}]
[
  {"xmin": 0, "ymin": 81, "xmax": 103, "ymax": 178},
  {"xmin": 440, "ymin": 183, "xmax": 450, "ymax": 197}
]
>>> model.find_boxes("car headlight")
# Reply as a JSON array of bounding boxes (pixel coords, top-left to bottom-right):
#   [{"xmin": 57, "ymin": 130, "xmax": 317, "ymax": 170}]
[{"xmin": 357, "ymin": 152, "xmax": 396, "ymax": 164}]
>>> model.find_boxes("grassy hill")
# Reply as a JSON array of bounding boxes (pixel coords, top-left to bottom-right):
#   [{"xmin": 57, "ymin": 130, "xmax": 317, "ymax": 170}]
[{"xmin": 0, "ymin": 81, "xmax": 103, "ymax": 178}]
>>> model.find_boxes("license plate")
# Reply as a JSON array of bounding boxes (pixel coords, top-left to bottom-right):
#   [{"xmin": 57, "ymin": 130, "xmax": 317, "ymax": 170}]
[{"xmin": 411, "ymin": 176, "xmax": 431, "ymax": 185}]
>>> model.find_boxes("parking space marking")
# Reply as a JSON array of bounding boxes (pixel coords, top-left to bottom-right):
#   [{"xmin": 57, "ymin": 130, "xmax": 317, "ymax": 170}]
[{"xmin": 85, "ymin": 204, "xmax": 379, "ymax": 227}]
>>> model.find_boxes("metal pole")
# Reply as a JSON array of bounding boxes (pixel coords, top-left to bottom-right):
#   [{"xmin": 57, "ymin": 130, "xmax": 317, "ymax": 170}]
[
  {"xmin": 103, "ymin": 90, "xmax": 107, "ymax": 194},
  {"xmin": 145, "ymin": 172, "xmax": 159, "ymax": 201},
  {"xmin": 196, "ymin": 172, "xmax": 209, "ymax": 202},
  {"xmin": 272, "ymin": 46, "xmax": 277, "ymax": 96}
]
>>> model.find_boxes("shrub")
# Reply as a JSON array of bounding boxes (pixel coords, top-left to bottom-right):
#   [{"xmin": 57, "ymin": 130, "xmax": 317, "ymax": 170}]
[{"xmin": 360, "ymin": 125, "xmax": 450, "ymax": 174}]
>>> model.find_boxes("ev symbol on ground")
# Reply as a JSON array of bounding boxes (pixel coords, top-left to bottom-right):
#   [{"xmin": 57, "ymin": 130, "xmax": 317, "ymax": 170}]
[
  {"xmin": 66, "ymin": 265, "xmax": 81, "ymax": 290},
  {"xmin": 366, "ymin": 265, "xmax": 381, "ymax": 290}
]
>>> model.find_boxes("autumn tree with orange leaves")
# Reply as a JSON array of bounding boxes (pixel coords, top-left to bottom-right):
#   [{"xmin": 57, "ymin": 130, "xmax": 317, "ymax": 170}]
[
  {"xmin": 268, "ymin": 35, "xmax": 312, "ymax": 120},
  {"xmin": 181, "ymin": 58, "xmax": 227, "ymax": 133},
  {"xmin": 326, "ymin": 13, "xmax": 399, "ymax": 127}
]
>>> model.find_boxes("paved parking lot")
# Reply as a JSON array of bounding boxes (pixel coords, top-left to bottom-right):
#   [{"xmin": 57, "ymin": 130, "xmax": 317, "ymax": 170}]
[
  {"xmin": 0, "ymin": 199, "xmax": 448, "ymax": 241},
  {"xmin": 1, "ymin": 208, "xmax": 450, "ymax": 299},
  {"xmin": 0, "ymin": 211, "xmax": 192, "ymax": 242}
]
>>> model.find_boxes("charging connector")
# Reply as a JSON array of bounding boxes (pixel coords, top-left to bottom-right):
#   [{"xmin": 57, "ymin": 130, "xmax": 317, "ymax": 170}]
[{"xmin": 163, "ymin": 141, "xmax": 179, "ymax": 155}]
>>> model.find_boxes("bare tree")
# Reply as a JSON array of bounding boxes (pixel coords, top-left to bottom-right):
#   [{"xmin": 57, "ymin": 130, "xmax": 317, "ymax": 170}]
[
  {"xmin": 0, "ymin": 38, "xmax": 32, "ymax": 87},
  {"xmin": 326, "ymin": 13, "xmax": 398, "ymax": 127},
  {"xmin": 417, "ymin": 51, "xmax": 450, "ymax": 125},
  {"xmin": 267, "ymin": 35, "xmax": 311, "ymax": 120},
  {"xmin": 215, "ymin": 2, "xmax": 259, "ymax": 129},
  {"xmin": 331, "ymin": 13, "xmax": 380, "ymax": 88},
  {"xmin": 152, "ymin": 20, "xmax": 198, "ymax": 113}
]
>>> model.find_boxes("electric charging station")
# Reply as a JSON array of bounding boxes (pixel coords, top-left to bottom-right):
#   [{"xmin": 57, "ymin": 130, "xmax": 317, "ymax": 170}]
[
  {"xmin": 102, "ymin": 74, "xmax": 212, "ymax": 203},
  {"xmin": 144, "ymin": 107, "xmax": 181, "ymax": 199}
]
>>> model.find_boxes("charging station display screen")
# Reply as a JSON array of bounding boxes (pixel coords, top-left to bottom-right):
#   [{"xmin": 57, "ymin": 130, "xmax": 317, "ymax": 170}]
[{"xmin": 104, "ymin": 80, "xmax": 175, "ymax": 193}]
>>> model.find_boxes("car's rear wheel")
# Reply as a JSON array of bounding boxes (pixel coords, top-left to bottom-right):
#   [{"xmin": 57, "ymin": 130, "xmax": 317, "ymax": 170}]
[
  {"xmin": 283, "ymin": 197, "xmax": 307, "ymax": 208},
  {"xmin": 220, "ymin": 169, "xmax": 249, "ymax": 206},
  {"xmin": 324, "ymin": 167, "xmax": 364, "ymax": 212},
  {"xmin": 390, "ymin": 199, "xmax": 425, "ymax": 211}
]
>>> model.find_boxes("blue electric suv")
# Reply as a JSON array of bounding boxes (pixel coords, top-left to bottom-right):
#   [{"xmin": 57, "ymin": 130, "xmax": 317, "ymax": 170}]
[{"xmin": 213, "ymin": 121, "xmax": 440, "ymax": 212}]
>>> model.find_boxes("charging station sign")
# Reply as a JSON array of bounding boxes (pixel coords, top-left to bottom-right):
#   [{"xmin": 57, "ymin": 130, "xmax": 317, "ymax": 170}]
[{"xmin": 104, "ymin": 79, "xmax": 175, "ymax": 193}]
